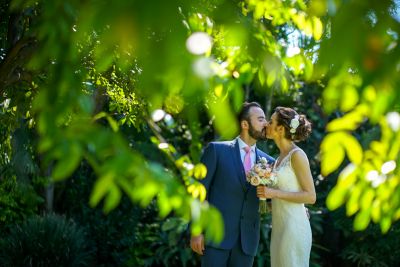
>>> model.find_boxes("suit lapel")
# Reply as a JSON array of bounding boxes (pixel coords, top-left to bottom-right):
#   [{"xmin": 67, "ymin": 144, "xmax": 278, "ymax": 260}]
[
  {"xmin": 256, "ymin": 148, "xmax": 274, "ymax": 165},
  {"xmin": 230, "ymin": 139, "xmax": 247, "ymax": 192},
  {"xmin": 255, "ymin": 148, "xmax": 260, "ymax": 164}
]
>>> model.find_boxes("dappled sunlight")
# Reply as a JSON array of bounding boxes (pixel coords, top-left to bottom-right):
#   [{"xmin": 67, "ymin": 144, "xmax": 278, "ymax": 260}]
[
  {"xmin": 186, "ymin": 32, "xmax": 213, "ymax": 55},
  {"xmin": 1, "ymin": 0, "xmax": 400, "ymax": 266}
]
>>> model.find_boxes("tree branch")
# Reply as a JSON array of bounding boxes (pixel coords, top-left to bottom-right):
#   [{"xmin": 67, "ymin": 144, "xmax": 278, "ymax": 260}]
[{"xmin": 0, "ymin": 37, "xmax": 36, "ymax": 95}]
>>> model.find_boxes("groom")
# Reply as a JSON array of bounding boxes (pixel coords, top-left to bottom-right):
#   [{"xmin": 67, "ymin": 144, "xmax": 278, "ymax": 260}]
[{"xmin": 190, "ymin": 102, "xmax": 274, "ymax": 267}]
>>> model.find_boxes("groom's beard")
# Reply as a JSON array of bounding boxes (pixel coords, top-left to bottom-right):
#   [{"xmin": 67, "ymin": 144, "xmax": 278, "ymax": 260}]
[{"xmin": 249, "ymin": 122, "xmax": 267, "ymax": 141}]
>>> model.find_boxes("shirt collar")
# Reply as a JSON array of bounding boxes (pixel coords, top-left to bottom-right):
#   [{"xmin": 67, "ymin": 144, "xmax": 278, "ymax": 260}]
[{"xmin": 237, "ymin": 137, "xmax": 256, "ymax": 151}]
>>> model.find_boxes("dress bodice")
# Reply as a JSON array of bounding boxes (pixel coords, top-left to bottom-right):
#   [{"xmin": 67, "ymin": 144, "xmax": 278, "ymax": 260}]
[{"xmin": 273, "ymin": 148, "xmax": 302, "ymax": 192}]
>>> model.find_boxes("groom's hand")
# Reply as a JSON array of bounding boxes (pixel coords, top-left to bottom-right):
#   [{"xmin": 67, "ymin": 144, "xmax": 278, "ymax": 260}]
[{"xmin": 190, "ymin": 234, "xmax": 205, "ymax": 255}]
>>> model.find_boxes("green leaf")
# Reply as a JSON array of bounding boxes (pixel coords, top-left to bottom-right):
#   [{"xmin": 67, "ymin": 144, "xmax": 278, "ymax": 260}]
[
  {"xmin": 52, "ymin": 142, "xmax": 82, "ymax": 181},
  {"xmin": 175, "ymin": 155, "xmax": 191, "ymax": 169},
  {"xmin": 231, "ymin": 84, "xmax": 244, "ymax": 111},
  {"xmin": 321, "ymin": 131, "xmax": 362, "ymax": 175},
  {"xmin": 337, "ymin": 163, "xmax": 357, "ymax": 188},
  {"xmin": 371, "ymin": 199, "xmax": 381, "ymax": 223},
  {"xmin": 370, "ymin": 141, "xmax": 388, "ymax": 157},
  {"xmin": 190, "ymin": 223, "xmax": 202, "ymax": 237},
  {"xmin": 38, "ymin": 137, "xmax": 53, "ymax": 153},
  {"xmin": 308, "ymin": 0, "xmax": 327, "ymax": 17},
  {"xmin": 346, "ymin": 185, "xmax": 362, "ymax": 216},
  {"xmin": 214, "ymin": 84, "xmax": 224, "ymax": 98},
  {"xmin": 380, "ymin": 216, "xmax": 392, "ymax": 233},
  {"xmin": 311, "ymin": 17, "xmax": 323, "ymax": 40},
  {"xmin": 321, "ymin": 133, "xmax": 346, "ymax": 176},
  {"xmin": 187, "ymin": 183, "xmax": 207, "ymax": 201},
  {"xmin": 326, "ymin": 186, "xmax": 348, "ymax": 210},
  {"xmin": 162, "ymin": 218, "xmax": 180, "ymax": 232},
  {"xmin": 340, "ymin": 86, "xmax": 359, "ymax": 112},
  {"xmin": 370, "ymin": 91, "xmax": 391, "ymax": 123},
  {"xmin": 353, "ymin": 208, "xmax": 371, "ymax": 231},
  {"xmin": 284, "ymin": 55, "xmax": 303, "ymax": 76},
  {"xmin": 322, "ymin": 83, "xmax": 340, "ymax": 113},
  {"xmin": 90, "ymin": 173, "xmax": 114, "ymax": 207},
  {"xmin": 280, "ymin": 76, "xmax": 288, "ymax": 91},
  {"xmin": 193, "ymin": 163, "xmax": 207, "ymax": 179},
  {"xmin": 267, "ymin": 70, "xmax": 276, "ymax": 87},
  {"xmin": 342, "ymin": 134, "xmax": 363, "ymax": 165},
  {"xmin": 360, "ymin": 188, "xmax": 375, "ymax": 210},
  {"xmin": 103, "ymin": 184, "xmax": 122, "ymax": 213},
  {"xmin": 158, "ymin": 191, "xmax": 172, "ymax": 218},
  {"xmin": 208, "ymin": 99, "xmax": 239, "ymax": 139},
  {"xmin": 93, "ymin": 111, "xmax": 107, "ymax": 121},
  {"xmin": 303, "ymin": 55, "xmax": 313, "ymax": 80},
  {"xmin": 326, "ymin": 109, "xmax": 365, "ymax": 132},
  {"xmin": 204, "ymin": 206, "xmax": 224, "ymax": 244},
  {"xmin": 258, "ymin": 68, "xmax": 265, "ymax": 85},
  {"xmin": 362, "ymin": 85, "xmax": 377, "ymax": 102},
  {"xmin": 106, "ymin": 116, "xmax": 119, "ymax": 132}
]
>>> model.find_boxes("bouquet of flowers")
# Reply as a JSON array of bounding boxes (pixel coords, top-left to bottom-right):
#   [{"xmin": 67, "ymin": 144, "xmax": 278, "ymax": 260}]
[{"xmin": 246, "ymin": 157, "xmax": 277, "ymax": 214}]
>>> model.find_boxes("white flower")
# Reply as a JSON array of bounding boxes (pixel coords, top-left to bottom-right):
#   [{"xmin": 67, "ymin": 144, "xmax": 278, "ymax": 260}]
[
  {"xmin": 290, "ymin": 115, "xmax": 300, "ymax": 133},
  {"xmin": 259, "ymin": 157, "xmax": 268, "ymax": 164}
]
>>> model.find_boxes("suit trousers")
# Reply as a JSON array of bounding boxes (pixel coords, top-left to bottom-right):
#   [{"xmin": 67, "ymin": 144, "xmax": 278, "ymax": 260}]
[{"xmin": 201, "ymin": 238, "xmax": 254, "ymax": 267}]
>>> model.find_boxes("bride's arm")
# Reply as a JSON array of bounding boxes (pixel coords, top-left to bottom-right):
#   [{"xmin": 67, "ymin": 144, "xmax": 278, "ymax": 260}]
[{"xmin": 257, "ymin": 150, "xmax": 316, "ymax": 204}]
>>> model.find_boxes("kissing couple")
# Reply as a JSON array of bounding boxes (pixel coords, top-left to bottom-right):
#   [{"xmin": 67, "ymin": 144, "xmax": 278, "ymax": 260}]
[{"xmin": 190, "ymin": 102, "xmax": 316, "ymax": 267}]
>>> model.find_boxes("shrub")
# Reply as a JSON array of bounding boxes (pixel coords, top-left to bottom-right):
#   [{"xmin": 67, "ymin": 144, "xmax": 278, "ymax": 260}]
[
  {"xmin": 0, "ymin": 176, "xmax": 43, "ymax": 234},
  {"xmin": 0, "ymin": 213, "xmax": 93, "ymax": 267}
]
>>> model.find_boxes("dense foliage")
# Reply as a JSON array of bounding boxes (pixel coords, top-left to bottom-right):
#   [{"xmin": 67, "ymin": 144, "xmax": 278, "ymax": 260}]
[
  {"xmin": 1, "ymin": 0, "xmax": 400, "ymax": 266},
  {"xmin": 0, "ymin": 213, "xmax": 92, "ymax": 266}
]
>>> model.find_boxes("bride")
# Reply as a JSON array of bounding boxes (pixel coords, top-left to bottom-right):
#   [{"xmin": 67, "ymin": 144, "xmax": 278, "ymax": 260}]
[{"xmin": 257, "ymin": 106, "xmax": 316, "ymax": 267}]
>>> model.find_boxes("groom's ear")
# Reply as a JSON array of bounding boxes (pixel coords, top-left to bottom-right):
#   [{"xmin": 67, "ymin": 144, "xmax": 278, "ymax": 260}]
[{"xmin": 241, "ymin": 120, "xmax": 249, "ymax": 130}]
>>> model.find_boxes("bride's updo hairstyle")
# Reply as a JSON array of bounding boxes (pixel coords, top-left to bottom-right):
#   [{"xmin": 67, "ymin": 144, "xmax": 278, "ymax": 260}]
[{"xmin": 274, "ymin": 106, "xmax": 312, "ymax": 142}]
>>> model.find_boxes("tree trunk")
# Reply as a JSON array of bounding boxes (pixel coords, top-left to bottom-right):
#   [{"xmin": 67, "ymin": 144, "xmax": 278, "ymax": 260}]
[
  {"xmin": 45, "ymin": 182, "xmax": 54, "ymax": 213},
  {"xmin": 45, "ymin": 166, "xmax": 54, "ymax": 213}
]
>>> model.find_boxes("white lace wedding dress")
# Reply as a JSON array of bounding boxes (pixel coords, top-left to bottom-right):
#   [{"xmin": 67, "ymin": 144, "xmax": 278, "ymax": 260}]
[{"xmin": 270, "ymin": 148, "xmax": 312, "ymax": 267}]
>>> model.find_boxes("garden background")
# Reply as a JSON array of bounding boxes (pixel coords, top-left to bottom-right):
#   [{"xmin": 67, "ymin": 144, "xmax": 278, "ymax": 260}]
[{"xmin": 1, "ymin": 0, "xmax": 400, "ymax": 266}]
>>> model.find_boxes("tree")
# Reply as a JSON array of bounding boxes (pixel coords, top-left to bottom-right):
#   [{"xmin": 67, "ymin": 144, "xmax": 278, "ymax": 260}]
[
  {"xmin": 318, "ymin": 0, "xmax": 400, "ymax": 233},
  {"xmin": 0, "ymin": 0, "xmax": 323, "ymax": 242}
]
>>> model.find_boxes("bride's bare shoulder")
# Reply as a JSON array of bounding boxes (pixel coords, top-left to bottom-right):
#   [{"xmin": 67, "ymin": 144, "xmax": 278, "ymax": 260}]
[{"xmin": 290, "ymin": 148, "xmax": 309, "ymax": 164}]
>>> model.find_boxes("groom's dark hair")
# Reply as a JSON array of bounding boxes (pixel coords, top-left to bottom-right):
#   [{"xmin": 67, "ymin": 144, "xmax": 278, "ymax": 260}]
[{"xmin": 238, "ymin": 102, "xmax": 262, "ymax": 123}]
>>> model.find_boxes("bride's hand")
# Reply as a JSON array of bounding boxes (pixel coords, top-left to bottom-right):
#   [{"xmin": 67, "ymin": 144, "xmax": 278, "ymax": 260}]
[{"xmin": 257, "ymin": 185, "xmax": 277, "ymax": 199}]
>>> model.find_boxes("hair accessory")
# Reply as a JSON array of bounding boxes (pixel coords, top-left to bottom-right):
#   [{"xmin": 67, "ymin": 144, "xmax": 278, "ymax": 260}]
[{"xmin": 290, "ymin": 115, "xmax": 300, "ymax": 134}]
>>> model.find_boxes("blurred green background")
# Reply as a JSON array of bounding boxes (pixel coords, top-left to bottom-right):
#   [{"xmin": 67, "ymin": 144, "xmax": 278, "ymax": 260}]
[{"xmin": 1, "ymin": 0, "xmax": 400, "ymax": 266}]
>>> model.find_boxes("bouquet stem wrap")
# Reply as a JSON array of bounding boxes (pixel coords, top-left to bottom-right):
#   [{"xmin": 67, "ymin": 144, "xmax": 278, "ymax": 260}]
[{"xmin": 259, "ymin": 194, "xmax": 267, "ymax": 214}]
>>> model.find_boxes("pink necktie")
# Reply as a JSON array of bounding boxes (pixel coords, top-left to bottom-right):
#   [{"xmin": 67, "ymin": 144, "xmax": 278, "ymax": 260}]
[{"xmin": 243, "ymin": 146, "xmax": 252, "ymax": 173}]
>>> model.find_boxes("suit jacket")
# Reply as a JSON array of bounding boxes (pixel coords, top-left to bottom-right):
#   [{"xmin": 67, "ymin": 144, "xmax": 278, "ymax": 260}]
[{"xmin": 200, "ymin": 138, "xmax": 275, "ymax": 256}]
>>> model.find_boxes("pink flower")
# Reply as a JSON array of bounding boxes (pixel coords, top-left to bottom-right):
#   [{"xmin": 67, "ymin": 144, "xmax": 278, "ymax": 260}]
[{"xmin": 254, "ymin": 165, "xmax": 262, "ymax": 175}]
